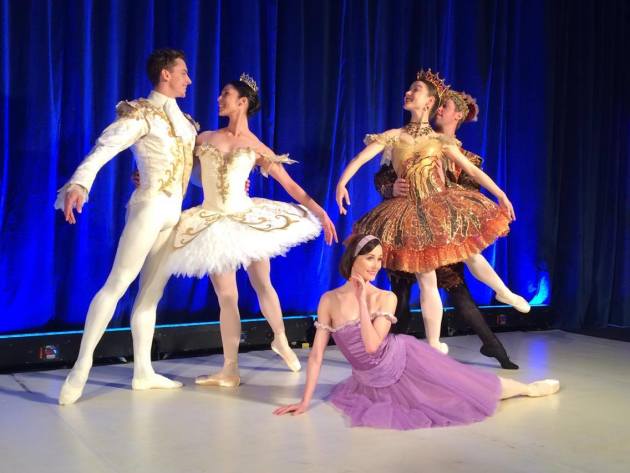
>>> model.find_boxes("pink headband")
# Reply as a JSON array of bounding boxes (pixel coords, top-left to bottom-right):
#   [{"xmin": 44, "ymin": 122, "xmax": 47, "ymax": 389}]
[{"xmin": 353, "ymin": 235, "xmax": 380, "ymax": 257}]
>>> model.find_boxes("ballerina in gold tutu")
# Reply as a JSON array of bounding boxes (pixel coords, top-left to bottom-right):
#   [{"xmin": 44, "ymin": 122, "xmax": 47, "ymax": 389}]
[{"xmin": 335, "ymin": 70, "xmax": 518, "ymax": 354}]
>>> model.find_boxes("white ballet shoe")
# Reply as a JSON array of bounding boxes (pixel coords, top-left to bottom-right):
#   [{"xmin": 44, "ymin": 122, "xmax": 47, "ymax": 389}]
[
  {"xmin": 132, "ymin": 373, "xmax": 183, "ymax": 391},
  {"xmin": 496, "ymin": 291, "xmax": 531, "ymax": 313},
  {"xmin": 527, "ymin": 379, "xmax": 560, "ymax": 397},
  {"xmin": 195, "ymin": 373, "xmax": 241, "ymax": 388},
  {"xmin": 58, "ymin": 369, "xmax": 89, "ymax": 406},
  {"xmin": 271, "ymin": 335, "xmax": 301, "ymax": 372}
]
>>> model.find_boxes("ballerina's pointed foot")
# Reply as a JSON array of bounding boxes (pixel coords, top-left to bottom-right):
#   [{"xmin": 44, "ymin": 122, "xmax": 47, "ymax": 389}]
[
  {"xmin": 527, "ymin": 379, "xmax": 560, "ymax": 397},
  {"xmin": 429, "ymin": 342, "xmax": 449, "ymax": 355},
  {"xmin": 132, "ymin": 373, "xmax": 183, "ymax": 391},
  {"xmin": 271, "ymin": 335, "xmax": 302, "ymax": 372},
  {"xmin": 496, "ymin": 292, "xmax": 531, "ymax": 313},
  {"xmin": 195, "ymin": 372, "xmax": 241, "ymax": 388},
  {"xmin": 58, "ymin": 369, "xmax": 89, "ymax": 405}
]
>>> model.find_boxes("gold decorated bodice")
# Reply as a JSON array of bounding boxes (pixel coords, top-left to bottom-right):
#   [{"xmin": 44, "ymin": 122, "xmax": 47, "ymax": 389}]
[
  {"xmin": 195, "ymin": 145, "xmax": 258, "ymax": 213},
  {"xmin": 364, "ymin": 131, "xmax": 460, "ymax": 201},
  {"xmin": 173, "ymin": 144, "xmax": 303, "ymax": 248},
  {"xmin": 390, "ymin": 136, "xmax": 449, "ymax": 200},
  {"xmin": 194, "ymin": 143, "xmax": 297, "ymax": 213}
]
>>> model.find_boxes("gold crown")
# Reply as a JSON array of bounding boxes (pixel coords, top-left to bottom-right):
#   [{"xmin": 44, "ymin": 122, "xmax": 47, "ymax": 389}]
[
  {"xmin": 415, "ymin": 69, "xmax": 450, "ymax": 103},
  {"xmin": 447, "ymin": 90, "xmax": 479, "ymax": 123},
  {"xmin": 239, "ymin": 73, "xmax": 258, "ymax": 93}
]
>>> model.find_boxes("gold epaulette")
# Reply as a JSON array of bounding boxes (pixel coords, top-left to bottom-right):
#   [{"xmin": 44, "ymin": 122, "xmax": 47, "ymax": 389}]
[{"xmin": 115, "ymin": 100, "xmax": 143, "ymax": 120}]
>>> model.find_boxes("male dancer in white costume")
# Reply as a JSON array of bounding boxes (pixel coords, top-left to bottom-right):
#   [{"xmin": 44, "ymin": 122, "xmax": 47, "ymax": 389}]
[{"xmin": 55, "ymin": 49, "xmax": 199, "ymax": 405}]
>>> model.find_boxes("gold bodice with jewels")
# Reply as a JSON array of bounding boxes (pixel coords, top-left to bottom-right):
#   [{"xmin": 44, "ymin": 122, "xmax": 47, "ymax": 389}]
[{"xmin": 365, "ymin": 131, "xmax": 459, "ymax": 201}]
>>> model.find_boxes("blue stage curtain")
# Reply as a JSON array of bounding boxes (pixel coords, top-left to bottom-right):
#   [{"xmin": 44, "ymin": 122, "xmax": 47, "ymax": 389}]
[
  {"xmin": 542, "ymin": 0, "xmax": 630, "ymax": 328},
  {"xmin": 1, "ymin": 0, "xmax": 627, "ymax": 333}
]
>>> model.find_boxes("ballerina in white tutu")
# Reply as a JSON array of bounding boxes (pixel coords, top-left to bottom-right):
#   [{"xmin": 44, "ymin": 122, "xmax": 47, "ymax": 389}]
[{"xmin": 165, "ymin": 73, "xmax": 337, "ymax": 386}]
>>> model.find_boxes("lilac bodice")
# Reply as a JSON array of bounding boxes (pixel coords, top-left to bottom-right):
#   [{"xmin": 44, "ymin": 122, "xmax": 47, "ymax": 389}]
[{"xmin": 316, "ymin": 313, "xmax": 406, "ymax": 387}]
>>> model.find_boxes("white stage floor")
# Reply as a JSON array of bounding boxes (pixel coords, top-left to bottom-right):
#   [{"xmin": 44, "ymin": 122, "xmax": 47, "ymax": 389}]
[{"xmin": 1, "ymin": 330, "xmax": 629, "ymax": 473}]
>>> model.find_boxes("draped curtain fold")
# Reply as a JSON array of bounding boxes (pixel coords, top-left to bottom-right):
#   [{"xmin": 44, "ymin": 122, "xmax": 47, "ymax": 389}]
[{"xmin": 1, "ymin": 0, "xmax": 627, "ymax": 333}]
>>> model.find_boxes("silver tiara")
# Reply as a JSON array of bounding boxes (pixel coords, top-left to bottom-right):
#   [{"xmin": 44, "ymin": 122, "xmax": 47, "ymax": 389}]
[{"xmin": 240, "ymin": 73, "xmax": 258, "ymax": 92}]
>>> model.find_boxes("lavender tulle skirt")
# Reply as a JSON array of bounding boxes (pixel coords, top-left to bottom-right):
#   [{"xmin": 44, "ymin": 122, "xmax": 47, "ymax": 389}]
[{"xmin": 327, "ymin": 330, "xmax": 501, "ymax": 430}]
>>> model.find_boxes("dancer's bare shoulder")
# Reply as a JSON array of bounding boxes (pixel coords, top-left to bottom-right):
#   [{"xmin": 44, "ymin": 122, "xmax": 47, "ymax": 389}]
[
  {"xmin": 324, "ymin": 285, "xmax": 395, "ymax": 307},
  {"xmin": 324, "ymin": 285, "xmax": 351, "ymax": 299},
  {"xmin": 196, "ymin": 129, "xmax": 218, "ymax": 144},
  {"xmin": 374, "ymin": 289, "xmax": 397, "ymax": 313},
  {"xmin": 381, "ymin": 128, "xmax": 403, "ymax": 140},
  {"xmin": 316, "ymin": 290, "xmax": 336, "ymax": 326},
  {"xmin": 318, "ymin": 288, "xmax": 349, "ymax": 314},
  {"xmin": 246, "ymin": 137, "xmax": 274, "ymax": 158},
  {"xmin": 318, "ymin": 289, "xmax": 337, "ymax": 307}
]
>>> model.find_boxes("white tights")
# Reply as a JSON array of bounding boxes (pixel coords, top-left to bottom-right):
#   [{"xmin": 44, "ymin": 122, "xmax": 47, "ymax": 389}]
[
  {"xmin": 415, "ymin": 270, "xmax": 444, "ymax": 349},
  {"xmin": 69, "ymin": 194, "xmax": 182, "ymax": 380},
  {"xmin": 209, "ymin": 258, "xmax": 292, "ymax": 376},
  {"xmin": 416, "ymin": 253, "xmax": 525, "ymax": 349},
  {"xmin": 464, "ymin": 253, "xmax": 510, "ymax": 295}
]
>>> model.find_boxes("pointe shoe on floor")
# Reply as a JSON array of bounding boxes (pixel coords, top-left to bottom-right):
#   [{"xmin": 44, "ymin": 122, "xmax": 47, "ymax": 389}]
[
  {"xmin": 195, "ymin": 373, "xmax": 241, "ymax": 388},
  {"xmin": 58, "ymin": 370, "xmax": 89, "ymax": 406},
  {"xmin": 496, "ymin": 292, "xmax": 531, "ymax": 313},
  {"xmin": 132, "ymin": 373, "xmax": 183, "ymax": 391},
  {"xmin": 271, "ymin": 338, "xmax": 301, "ymax": 372},
  {"xmin": 527, "ymin": 379, "xmax": 560, "ymax": 397}
]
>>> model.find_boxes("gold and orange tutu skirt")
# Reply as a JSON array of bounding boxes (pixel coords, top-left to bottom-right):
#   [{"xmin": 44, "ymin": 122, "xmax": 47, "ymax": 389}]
[{"xmin": 353, "ymin": 190, "xmax": 510, "ymax": 274}]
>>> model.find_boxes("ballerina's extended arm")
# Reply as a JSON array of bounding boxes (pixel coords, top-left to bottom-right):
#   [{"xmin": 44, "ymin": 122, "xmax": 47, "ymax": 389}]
[
  {"xmin": 335, "ymin": 136, "xmax": 395, "ymax": 215},
  {"xmin": 273, "ymin": 294, "xmax": 333, "ymax": 416},
  {"xmin": 257, "ymin": 145, "xmax": 338, "ymax": 244},
  {"xmin": 442, "ymin": 144, "xmax": 516, "ymax": 221}
]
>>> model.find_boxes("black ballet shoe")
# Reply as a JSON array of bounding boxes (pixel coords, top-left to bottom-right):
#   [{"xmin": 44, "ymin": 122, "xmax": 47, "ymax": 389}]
[{"xmin": 480, "ymin": 344, "xmax": 519, "ymax": 370}]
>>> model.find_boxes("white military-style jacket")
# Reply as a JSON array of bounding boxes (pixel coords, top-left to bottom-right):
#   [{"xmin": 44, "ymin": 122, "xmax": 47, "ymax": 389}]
[{"xmin": 55, "ymin": 90, "xmax": 199, "ymax": 209}]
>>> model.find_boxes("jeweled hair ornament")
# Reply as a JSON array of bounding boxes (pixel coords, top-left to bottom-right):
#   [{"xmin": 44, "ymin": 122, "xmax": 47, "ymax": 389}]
[{"xmin": 239, "ymin": 73, "xmax": 258, "ymax": 93}]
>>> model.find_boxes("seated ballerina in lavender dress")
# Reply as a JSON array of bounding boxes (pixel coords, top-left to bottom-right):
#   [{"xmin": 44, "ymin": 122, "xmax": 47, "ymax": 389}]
[{"xmin": 274, "ymin": 234, "xmax": 560, "ymax": 430}]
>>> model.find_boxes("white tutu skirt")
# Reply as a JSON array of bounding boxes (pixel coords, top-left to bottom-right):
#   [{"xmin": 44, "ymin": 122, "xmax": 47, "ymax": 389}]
[{"xmin": 166, "ymin": 198, "xmax": 321, "ymax": 277}]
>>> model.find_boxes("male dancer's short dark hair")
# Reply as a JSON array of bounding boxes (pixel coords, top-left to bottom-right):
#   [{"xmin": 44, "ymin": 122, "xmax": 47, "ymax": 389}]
[{"xmin": 147, "ymin": 49, "xmax": 186, "ymax": 86}]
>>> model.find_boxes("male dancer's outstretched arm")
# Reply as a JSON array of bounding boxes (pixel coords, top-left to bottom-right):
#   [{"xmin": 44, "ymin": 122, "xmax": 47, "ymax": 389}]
[{"xmin": 57, "ymin": 105, "xmax": 149, "ymax": 223}]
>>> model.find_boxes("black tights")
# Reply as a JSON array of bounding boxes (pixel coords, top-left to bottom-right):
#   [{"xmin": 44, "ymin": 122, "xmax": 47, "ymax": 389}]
[{"xmin": 388, "ymin": 272, "xmax": 414, "ymax": 335}]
